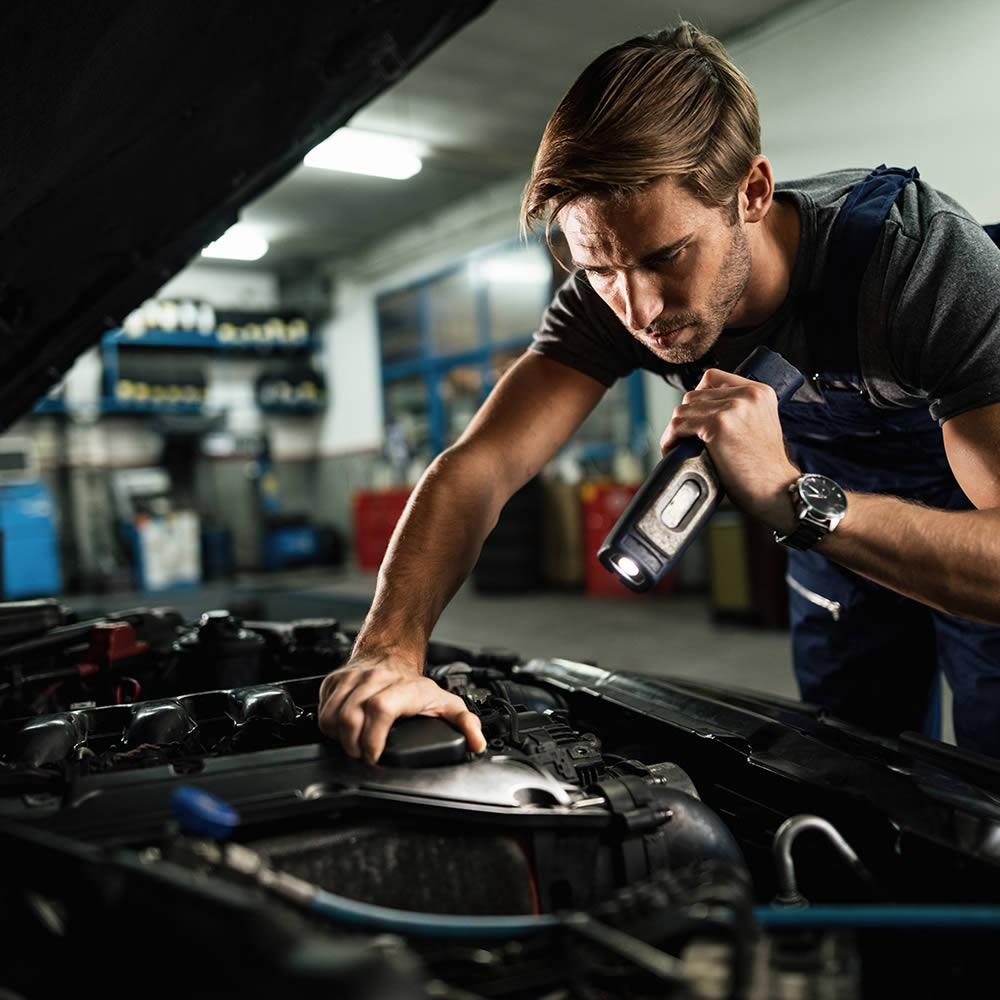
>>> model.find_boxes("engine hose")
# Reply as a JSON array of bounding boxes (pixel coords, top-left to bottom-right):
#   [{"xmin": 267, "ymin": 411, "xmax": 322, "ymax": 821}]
[
  {"xmin": 308, "ymin": 887, "xmax": 1000, "ymax": 937},
  {"xmin": 773, "ymin": 814, "xmax": 875, "ymax": 903},
  {"xmin": 309, "ymin": 887, "xmax": 560, "ymax": 938},
  {"xmin": 755, "ymin": 904, "xmax": 1000, "ymax": 929}
]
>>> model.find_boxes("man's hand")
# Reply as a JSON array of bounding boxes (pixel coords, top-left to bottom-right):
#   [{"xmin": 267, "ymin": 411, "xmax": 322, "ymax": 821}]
[
  {"xmin": 317, "ymin": 656, "xmax": 487, "ymax": 765},
  {"xmin": 660, "ymin": 367, "xmax": 800, "ymax": 532}
]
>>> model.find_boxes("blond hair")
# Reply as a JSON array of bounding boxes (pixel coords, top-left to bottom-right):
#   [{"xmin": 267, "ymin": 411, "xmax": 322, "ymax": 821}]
[{"xmin": 521, "ymin": 22, "xmax": 760, "ymax": 244}]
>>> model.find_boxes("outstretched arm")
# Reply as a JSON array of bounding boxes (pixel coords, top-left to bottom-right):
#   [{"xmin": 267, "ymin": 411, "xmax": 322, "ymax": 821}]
[{"xmin": 318, "ymin": 353, "xmax": 606, "ymax": 763}]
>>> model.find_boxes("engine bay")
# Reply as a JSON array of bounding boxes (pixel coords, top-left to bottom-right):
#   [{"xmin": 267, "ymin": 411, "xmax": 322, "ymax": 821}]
[{"xmin": 3, "ymin": 598, "xmax": 1000, "ymax": 998}]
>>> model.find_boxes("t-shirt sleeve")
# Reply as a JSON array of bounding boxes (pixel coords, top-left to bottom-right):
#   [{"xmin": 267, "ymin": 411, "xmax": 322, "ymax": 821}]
[
  {"xmin": 883, "ymin": 209, "xmax": 1000, "ymax": 424},
  {"xmin": 530, "ymin": 272, "xmax": 647, "ymax": 387}
]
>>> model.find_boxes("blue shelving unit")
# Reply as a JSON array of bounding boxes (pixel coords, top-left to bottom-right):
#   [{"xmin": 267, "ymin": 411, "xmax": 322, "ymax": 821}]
[
  {"xmin": 103, "ymin": 326, "xmax": 316, "ymax": 352},
  {"xmin": 33, "ymin": 324, "xmax": 322, "ymax": 417},
  {"xmin": 102, "ymin": 326, "xmax": 317, "ymax": 401}
]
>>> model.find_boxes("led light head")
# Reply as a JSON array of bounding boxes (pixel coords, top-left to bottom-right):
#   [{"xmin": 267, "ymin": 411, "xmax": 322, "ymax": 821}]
[{"xmin": 611, "ymin": 554, "xmax": 643, "ymax": 582}]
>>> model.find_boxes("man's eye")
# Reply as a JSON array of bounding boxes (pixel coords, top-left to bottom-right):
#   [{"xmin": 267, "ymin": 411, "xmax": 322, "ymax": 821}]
[{"xmin": 651, "ymin": 248, "xmax": 684, "ymax": 268}]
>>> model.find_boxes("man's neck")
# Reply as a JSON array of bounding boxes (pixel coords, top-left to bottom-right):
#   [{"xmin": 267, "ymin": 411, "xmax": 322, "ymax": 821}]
[{"xmin": 729, "ymin": 197, "xmax": 801, "ymax": 329}]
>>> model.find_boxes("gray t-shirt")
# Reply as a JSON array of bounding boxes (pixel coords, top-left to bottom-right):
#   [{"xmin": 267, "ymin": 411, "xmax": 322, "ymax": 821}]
[{"xmin": 530, "ymin": 169, "xmax": 1000, "ymax": 424}]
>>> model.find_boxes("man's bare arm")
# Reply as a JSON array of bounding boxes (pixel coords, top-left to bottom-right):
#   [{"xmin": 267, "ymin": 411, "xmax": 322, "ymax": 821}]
[
  {"xmin": 318, "ymin": 353, "xmax": 606, "ymax": 762},
  {"xmin": 662, "ymin": 372, "xmax": 1000, "ymax": 624},
  {"xmin": 812, "ymin": 401, "xmax": 1000, "ymax": 623},
  {"xmin": 815, "ymin": 496, "xmax": 1000, "ymax": 624}
]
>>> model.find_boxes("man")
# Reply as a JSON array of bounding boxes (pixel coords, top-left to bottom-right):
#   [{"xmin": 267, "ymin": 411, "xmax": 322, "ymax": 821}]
[{"xmin": 318, "ymin": 22, "xmax": 1000, "ymax": 764}]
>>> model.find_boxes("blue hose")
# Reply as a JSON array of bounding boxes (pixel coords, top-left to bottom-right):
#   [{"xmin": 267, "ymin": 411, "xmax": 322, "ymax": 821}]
[
  {"xmin": 755, "ymin": 904, "xmax": 1000, "ymax": 929},
  {"xmin": 310, "ymin": 887, "xmax": 561, "ymax": 938},
  {"xmin": 308, "ymin": 888, "xmax": 1000, "ymax": 938}
]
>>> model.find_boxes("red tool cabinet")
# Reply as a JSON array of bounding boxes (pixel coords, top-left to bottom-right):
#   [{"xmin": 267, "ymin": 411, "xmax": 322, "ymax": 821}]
[
  {"xmin": 352, "ymin": 488, "xmax": 412, "ymax": 571},
  {"xmin": 581, "ymin": 482, "xmax": 680, "ymax": 597}
]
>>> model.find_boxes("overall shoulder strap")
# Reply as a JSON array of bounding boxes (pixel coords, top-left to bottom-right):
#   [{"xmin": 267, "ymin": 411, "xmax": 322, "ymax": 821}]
[{"xmin": 818, "ymin": 164, "xmax": 919, "ymax": 376}]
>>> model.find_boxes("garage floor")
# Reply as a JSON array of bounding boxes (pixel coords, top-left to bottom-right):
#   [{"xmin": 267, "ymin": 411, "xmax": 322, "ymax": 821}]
[{"xmin": 65, "ymin": 565, "xmax": 955, "ymax": 745}]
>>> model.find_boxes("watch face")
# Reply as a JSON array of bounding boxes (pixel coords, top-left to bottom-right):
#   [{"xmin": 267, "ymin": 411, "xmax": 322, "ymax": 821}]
[{"xmin": 799, "ymin": 474, "xmax": 847, "ymax": 516}]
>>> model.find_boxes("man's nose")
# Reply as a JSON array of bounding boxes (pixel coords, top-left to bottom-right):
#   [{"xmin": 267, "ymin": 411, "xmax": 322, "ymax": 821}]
[{"xmin": 618, "ymin": 270, "xmax": 663, "ymax": 332}]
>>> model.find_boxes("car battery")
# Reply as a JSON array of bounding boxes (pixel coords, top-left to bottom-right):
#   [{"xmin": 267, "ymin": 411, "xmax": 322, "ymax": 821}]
[{"xmin": 0, "ymin": 481, "xmax": 62, "ymax": 598}]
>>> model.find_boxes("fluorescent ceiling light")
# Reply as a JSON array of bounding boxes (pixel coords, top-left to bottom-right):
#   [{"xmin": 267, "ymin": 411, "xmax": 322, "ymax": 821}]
[
  {"xmin": 478, "ymin": 252, "xmax": 552, "ymax": 285},
  {"xmin": 304, "ymin": 127, "xmax": 424, "ymax": 180},
  {"xmin": 201, "ymin": 223, "xmax": 269, "ymax": 261}
]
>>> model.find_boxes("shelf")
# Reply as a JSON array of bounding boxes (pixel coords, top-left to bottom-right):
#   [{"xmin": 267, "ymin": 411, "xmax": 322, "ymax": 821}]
[
  {"xmin": 102, "ymin": 398, "xmax": 209, "ymax": 415},
  {"xmin": 31, "ymin": 397, "xmax": 215, "ymax": 416},
  {"xmin": 32, "ymin": 397, "xmax": 68, "ymax": 414},
  {"xmin": 258, "ymin": 402, "xmax": 326, "ymax": 414},
  {"xmin": 31, "ymin": 317, "xmax": 325, "ymax": 418},
  {"xmin": 106, "ymin": 327, "xmax": 317, "ymax": 352},
  {"xmin": 32, "ymin": 396, "xmax": 329, "ymax": 418}
]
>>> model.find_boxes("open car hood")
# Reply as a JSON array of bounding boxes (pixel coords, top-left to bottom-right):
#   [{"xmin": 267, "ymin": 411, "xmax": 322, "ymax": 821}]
[{"xmin": 0, "ymin": 0, "xmax": 492, "ymax": 430}]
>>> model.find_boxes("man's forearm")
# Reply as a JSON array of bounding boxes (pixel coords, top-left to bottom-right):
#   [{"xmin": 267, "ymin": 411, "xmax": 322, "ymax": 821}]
[
  {"xmin": 817, "ymin": 492, "xmax": 1000, "ymax": 624},
  {"xmin": 351, "ymin": 449, "xmax": 513, "ymax": 669}
]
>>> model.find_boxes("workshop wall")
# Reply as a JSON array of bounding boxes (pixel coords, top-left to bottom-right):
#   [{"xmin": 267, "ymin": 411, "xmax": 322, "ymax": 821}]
[
  {"xmin": 311, "ymin": 175, "xmax": 529, "ymax": 544},
  {"xmin": 729, "ymin": 0, "xmax": 1000, "ymax": 221},
  {"xmin": 320, "ymin": 174, "xmax": 527, "ymax": 453},
  {"xmin": 158, "ymin": 266, "xmax": 281, "ymax": 313}
]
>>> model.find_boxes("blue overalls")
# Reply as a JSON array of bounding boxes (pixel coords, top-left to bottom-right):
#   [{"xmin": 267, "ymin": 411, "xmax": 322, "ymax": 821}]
[{"xmin": 778, "ymin": 166, "xmax": 1000, "ymax": 756}]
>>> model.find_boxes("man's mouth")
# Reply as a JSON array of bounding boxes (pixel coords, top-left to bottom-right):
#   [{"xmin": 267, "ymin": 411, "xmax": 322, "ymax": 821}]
[{"xmin": 643, "ymin": 325, "xmax": 692, "ymax": 349}]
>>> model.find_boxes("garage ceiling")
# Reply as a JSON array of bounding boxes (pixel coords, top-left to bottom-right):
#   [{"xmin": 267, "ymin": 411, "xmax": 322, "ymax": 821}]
[{"xmin": 239, "ymin": 0, "xmax": 804, "ymax": 272}]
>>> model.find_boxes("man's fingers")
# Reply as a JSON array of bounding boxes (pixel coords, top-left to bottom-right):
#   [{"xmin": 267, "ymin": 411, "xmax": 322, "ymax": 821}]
[
  {"xmin": 338, "ymin": 677, "xmax": 406, "ymax": 760},
  {"xmin": 317, "ymin": 669, "xmax": 366, "ymax": 741},
  {"xmin": 695, "ymin": 367, "xmax": 748, "ymax": 390},
  {"xmin": 319, "ymin": 662, "xmax": 402, "ymax": 741},
  {"xmin": 319, "ymin": 664, "xmax": 378, "ymax": 719},
  {"xmin": 358, "ymin": 682, "xmax": 483, "ymax": 765},
  {"xmin": 318, "ymin": 672, "xmax": 355, "ymax": 739},
  {"xmin": 318, "ymin": 663, "xmax": 487, "ymax": 765},
  {"xmin": 661, "ymin": 375, "xmax": 777, "ymax": 454},
  {"xmin": 450, "ymin": 707, "xmax": 487, "ymax": 754},
  {"xmin": 357, "ymin": 685, "xmax": 415, "ymax": 765},
  {"xmin": 320, "ymin": 672, "xmax": 396, "ymax": 758}
]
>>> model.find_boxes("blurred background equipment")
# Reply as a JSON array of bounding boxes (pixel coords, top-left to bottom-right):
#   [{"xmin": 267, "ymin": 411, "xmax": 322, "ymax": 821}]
[
  {"xmin": 111, "ymin": 467, "xmax": 201, "ymax": 593},
  {"xmin": 0, "ymin": 436, "xmax": 62, "ymax": 599},
  {"xmin": 248, "ymin": 434, "xmax": 344, "ymax": 573}
]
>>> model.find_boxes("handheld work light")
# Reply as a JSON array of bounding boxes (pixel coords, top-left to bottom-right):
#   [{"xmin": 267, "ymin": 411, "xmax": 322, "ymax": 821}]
[{"xmin": 599, "ymin": 346, "xmax": 804, "ymax": 592}]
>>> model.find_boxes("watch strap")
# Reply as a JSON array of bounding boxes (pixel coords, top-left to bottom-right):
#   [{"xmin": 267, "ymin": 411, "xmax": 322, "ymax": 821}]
[{"xmin": 773, "ymin": 516, "xmax": 829, "ymax": 551}]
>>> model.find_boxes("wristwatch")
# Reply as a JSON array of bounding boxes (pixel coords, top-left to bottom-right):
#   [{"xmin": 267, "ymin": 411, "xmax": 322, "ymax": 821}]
[{"xmin": 773, "ymin": 473, "xmax": 848, "ymax": 551}]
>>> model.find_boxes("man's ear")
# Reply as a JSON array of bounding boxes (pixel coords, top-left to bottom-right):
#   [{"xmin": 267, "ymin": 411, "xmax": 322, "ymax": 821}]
[{"xmin": 740, "ymin": 155, "xmax": 774, "ymax": 224}]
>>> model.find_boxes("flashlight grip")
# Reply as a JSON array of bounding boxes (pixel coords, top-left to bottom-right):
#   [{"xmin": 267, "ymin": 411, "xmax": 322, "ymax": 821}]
[{"xmin": 597, "ymin": 346, "xmax": 804, "ymax": 592}]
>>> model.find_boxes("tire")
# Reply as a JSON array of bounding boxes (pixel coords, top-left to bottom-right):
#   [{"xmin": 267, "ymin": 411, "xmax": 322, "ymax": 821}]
[{"xmin": 472, "ymin": 478, "xmax": 542, "ymax": 593}]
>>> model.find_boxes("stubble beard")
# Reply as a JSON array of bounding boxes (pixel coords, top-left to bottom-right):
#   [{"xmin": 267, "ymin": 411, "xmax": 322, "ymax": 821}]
[{"xmin": 641, "ymin": 225, "xmax": 752, "ymax": 366}]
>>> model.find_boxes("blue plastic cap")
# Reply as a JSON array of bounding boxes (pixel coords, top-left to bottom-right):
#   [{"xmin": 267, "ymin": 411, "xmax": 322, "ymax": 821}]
[{"xmin": 170, "ymin": 785, "xmax": 241, "ymax": 840}]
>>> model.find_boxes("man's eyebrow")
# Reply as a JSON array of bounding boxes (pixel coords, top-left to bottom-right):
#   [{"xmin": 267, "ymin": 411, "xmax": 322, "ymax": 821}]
[
  {"xmin": 571, "ymin": 258, "xmax": 611, "ymax": 272},
  {"xmin": 571, "ymin": 235, "xmax": 693, "ymax": 272},
  {"xmin": 637, "ymin": 235, "xmax": 693, "ymax": 266}
]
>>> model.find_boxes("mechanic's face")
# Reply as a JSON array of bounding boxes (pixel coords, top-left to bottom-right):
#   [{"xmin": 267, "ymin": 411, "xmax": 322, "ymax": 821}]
[{"xmin": 561, "ymin": 176, "xmax": 752, "ymax": 365}]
